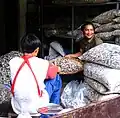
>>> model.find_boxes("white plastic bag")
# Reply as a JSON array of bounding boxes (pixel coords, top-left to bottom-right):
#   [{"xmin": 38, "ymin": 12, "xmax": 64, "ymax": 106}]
[{"xmin": 61, "ymin": 80, "xmax": 87, "ymax": 108}]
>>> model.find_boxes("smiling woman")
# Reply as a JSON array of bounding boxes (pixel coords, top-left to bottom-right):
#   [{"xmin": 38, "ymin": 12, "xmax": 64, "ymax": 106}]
[
  {"xmin": 81, "ymin": 21, "xmax": 95, "ymax": 39},
  {"xmin": 65, "ymin": 21, "xmax": 103, "ymax": 58}
]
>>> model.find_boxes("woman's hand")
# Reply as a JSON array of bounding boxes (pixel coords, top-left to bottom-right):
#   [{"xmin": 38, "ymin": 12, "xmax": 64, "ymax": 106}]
[
  {"xmin": 65, "ymin": 54, "xmax": 75, "ymax": 58},
  {"xmin": 50, "ymin": 61, "xmax": 61, "ymax": 73},
  {"xmin": 65, "ymin": 52, "xmax": 82, "ymax": 58},
  {"xmin": 57, "ymin": 66, "xmax": 61, "ymax": 73}
]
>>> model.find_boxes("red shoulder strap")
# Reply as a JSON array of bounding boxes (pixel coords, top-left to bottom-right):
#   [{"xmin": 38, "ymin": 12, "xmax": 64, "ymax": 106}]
[
  {"xmin": 11, "ymin": 60, "xmax": 26, "ymax": 96},
  {"xmin": 23, "ymin": 57, "xmax": 42, "ymax": 97},
  {"xmin": 11, "ymin": 55, "xmax": 42, "ymax": 97}
]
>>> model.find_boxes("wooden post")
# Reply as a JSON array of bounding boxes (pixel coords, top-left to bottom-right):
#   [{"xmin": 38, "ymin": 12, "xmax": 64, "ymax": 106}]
[{"xmin": 18, "ymin": 0, "xmax": 27, "ymax": 50}]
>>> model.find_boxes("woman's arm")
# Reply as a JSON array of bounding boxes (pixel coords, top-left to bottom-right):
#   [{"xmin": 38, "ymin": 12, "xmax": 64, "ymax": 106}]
[
  {"xmin": 46, "ymin": 64, "xmax": 60, "ymax": 79},
  {"xmin": 65, "ymin": 49, "xmax": 83, "ymax": 58}
]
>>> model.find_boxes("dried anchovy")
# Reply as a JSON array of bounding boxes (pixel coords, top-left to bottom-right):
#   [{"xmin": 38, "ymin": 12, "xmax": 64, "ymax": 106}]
[
  {"xmin": 115, "ymin": 36, "xmax": 120, "ymax": 46},
  {"xmin": 67, "ymin": 28, "xmax": 81, "ymax": 37},
  {"xmin": 67, "ymin": 28, "xmax": 84, "ymax": 42},
  {"xmin": 0, "ymin": 84, "xmax": 11, "ymax": 104},
  {"xmin": 95, "ymin": 32, "xmax": 114, "ymax": 40},
  {"xmin": 84, "ymin": 62, "xmax": 120, "ymax": 93},
  {"xmin": 93, "ymin": 22, "xmax": 101, "ymax": 28},
  {"xmin": 50, "ymin": 57, "xmax": 83, "ymax": 74},
  {"xmin": 95, "ymin": 22, "xmax": 114, "ymax": 33},
  {"xmin": 112, "ymin": 24, "xmax": 120, "ymax": 30},
  {"xmin": 112, "ymin": 30, "xmax": 120, "ymax": 36},
  {"xmin": 0, "ymin": 51, "xmax": 23, "ymax": 85},
  {"xmin": 84, "ymin": 77, "xmax": 108, "ymax": 94},
  {"xmin": 79, "ymin": 43, "xmax": 120, "ymax": 69},
  {"xmin": 92, "ymin": 9, "xmax": 120, "ymax": 24},
  {"xmin": 95, "ymin": 30, "xmax": 120, "ymax": 40},
  {"xmin": 113, "ymin": 17, "xmax": 120, "ymax": 23},
  {"xmin": 103, "ymin": 40, "xmax": 115, "ymax": 44},
  {"xmin": 83, "ymin": 81, "xmax": 102, "ymax": 102}
]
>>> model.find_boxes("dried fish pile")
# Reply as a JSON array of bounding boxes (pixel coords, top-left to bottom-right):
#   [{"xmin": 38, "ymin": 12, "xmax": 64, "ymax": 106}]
[
  {"xmin": 44, "ymin": 17, "xmax": 71, "ymax": 38},
  {"xmin": 84, "ymin": 63, "xmax": 120, "ymax": 93},
  {"xmin": 92, "ymin": 9, "xmax": 120, "ymax": 44},
  {"xmin": 50, "ymin": 57, "xmax": 83, "ymax": 74},
  {"xmin": 92, "ymin": 9, "xmax": 120, "ymax": 24},
  {"xmin": 0, "ymin": 51, "xmax": 23, "ymax": 85},
  {"xmin": 0, "ymin": 84, "xmax": 11, "ymax": 104},
  {"xmin": 0, "ymin": 51, "xmax": 22, "ymax": 105},
  {"xmin": 84, "ymin": 63, "xmax": 110, "ymax": 90},
  {"xmin": 0, "ymin": 84, "xmax": 12, "ymax": 116},
  {"xmin": 84, "ymin": 76, "xmax": 108, "ymax": 94},
  {"xmin": 0, "ymin": 51, "xmax": 23, "ymax": 115}
]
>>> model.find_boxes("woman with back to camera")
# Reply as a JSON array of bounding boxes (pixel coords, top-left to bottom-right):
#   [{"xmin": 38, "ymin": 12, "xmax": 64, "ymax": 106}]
[{"xmin": 65, "ymin": 21, "xmax": 103, "ymax": 58}]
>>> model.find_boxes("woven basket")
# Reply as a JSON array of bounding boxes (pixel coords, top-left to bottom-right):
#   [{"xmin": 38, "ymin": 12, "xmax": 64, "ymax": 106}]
[{"xmin": 50, "ymin": 57, "xmax": 83, "ymax": 74}]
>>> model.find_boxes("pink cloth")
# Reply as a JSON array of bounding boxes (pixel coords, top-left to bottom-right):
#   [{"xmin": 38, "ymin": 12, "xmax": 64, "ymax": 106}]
[{"xmin": 46, "ymin": 64, "xmax": 58, "ymax": 79}]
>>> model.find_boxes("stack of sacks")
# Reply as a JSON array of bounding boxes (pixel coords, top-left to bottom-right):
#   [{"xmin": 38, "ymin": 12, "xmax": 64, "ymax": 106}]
[
  {"xmin": 61, "ymin": 43, "xmax": 120, "ymax": 108},
  {"xmin": 79, "ymin": 43, "xmax": 120, "ymax": 99},
  {"xmin": 0, "ymin": 51, "xmax": 22, "ymax": 115},
  {"xmin": 92, "ymin": 9, "xmax": 120, "ymax": 44}
]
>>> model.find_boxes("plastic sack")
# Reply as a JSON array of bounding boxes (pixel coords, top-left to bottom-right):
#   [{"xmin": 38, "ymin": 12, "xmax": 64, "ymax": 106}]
[
  {"xmin": 79, "ymin": 43, "xmax": 120, "ymax": 69},
  {"xmin": 92, "ymin": 9, "xmax": 120, "ymax": 24},
  {"xmin": 84, "ymin": 62, "xmax": 110, "ymax": 90},
  {"xmin": 61, "ymin": 80, "xmax": 89, "ymax": 108},
  {"xmin": 44, "ymin": 41, "xmax": 65, "ymax": 60},
  {"xmin": 84, "ymin": 62, "xmax": 120, "ymax": 93}
]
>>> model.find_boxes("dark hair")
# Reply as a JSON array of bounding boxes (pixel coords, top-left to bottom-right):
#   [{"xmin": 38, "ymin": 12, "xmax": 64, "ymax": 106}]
[
  {"xmin": 20, "ymin": 33, "xmax": 41, "ymax": 53},
  {"xmin": 81, "ymin": 21, "xmax": 95, "ymax": 32}
]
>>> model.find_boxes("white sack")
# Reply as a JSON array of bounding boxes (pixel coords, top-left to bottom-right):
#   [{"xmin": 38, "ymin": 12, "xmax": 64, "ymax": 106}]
[
  {"xmin": 79, "ymin": 43, "xmax": 120, "ymax": 69},
  {"xmin": 84, "ymin": 62, "xmax": 120, "ymax": 93}
]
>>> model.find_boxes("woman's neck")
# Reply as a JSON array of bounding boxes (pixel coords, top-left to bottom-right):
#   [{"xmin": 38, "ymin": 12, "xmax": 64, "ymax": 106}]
[{"xmin": 24, "ymin": 53, "xmax": 34, "ymax": 56}]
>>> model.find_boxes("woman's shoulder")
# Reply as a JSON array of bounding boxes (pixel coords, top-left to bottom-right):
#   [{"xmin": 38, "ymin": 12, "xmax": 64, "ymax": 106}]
[
  {"xmin": 32, "ymin": 57, "xmax": 49, "ymax": 64},
  {"xmin": 94, "ymin": 35, "xmax": 103, "ymax": 45}
]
